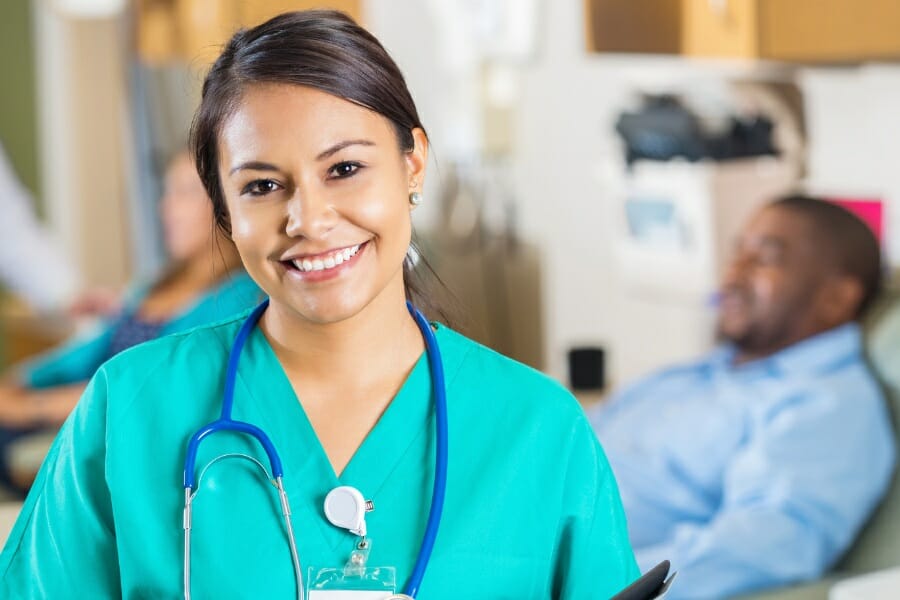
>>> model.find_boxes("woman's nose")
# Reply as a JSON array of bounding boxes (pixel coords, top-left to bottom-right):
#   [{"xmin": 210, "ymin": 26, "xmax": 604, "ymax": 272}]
[{"xmin": 285, "ymin": 187, "xmax": 337, "ymax": 239}]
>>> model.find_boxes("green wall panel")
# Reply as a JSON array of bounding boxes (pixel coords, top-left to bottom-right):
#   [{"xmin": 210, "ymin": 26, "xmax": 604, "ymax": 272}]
[{"xmin": 0, "ymin": 0, "xmax": 40, "ymax": 205}]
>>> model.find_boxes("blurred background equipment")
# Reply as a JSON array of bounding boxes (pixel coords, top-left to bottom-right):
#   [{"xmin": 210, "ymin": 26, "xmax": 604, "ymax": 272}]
[
  {"xmin": 420, "ymin": 161, "xmax": 545, "ymax": 370},
  {"xmin": 599, "ymin": 80, "xmax": 802, "ymax": 382},
  {"xmin": 409, "ymin": 0, "xmax": 546, "ymax": 369},
  {"xmin": 615, "ymin": 94, "xmax": 778, "ymax": 164}
]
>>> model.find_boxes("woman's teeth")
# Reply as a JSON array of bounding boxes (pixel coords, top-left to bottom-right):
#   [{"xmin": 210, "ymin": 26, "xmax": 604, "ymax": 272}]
[{"xmin": 291, "ymin": 244, "xmax": 361, "ymax": 272}]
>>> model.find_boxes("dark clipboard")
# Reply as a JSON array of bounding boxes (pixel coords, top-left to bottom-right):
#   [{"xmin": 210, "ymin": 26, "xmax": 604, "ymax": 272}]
[{"xmin": 611, "ymin": 561, "xmax": 677, "ymax": 600}]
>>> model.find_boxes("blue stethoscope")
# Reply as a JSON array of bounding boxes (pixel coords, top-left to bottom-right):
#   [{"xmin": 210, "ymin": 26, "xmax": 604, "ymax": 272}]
[{"xmin": 182, "ymin": 299, "xmax": 448, "ymax": 600}]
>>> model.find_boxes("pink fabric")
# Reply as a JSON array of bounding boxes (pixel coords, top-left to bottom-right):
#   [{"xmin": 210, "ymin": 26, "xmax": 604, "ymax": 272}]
[{"xmin": 828, "ymin": 198, "xmax": 884, "ymax": 243}]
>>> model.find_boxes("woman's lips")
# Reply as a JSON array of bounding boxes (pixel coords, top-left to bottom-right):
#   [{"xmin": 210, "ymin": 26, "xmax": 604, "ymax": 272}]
[{"xmin": 281, "ymin": 241, "xmax": 369, "ymax": 282}]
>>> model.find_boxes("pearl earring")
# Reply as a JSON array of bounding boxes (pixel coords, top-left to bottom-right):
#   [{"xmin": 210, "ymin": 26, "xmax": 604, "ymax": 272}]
[{"xmin": 409, "ymin": 180, "xmax": 423, "ymax": 206}]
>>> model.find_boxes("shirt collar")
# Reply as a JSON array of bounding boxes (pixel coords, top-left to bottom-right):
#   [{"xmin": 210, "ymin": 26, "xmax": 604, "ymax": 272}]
[{"xmin": 711, "ymin": 322, "xmax": 863, "ymax": 376}]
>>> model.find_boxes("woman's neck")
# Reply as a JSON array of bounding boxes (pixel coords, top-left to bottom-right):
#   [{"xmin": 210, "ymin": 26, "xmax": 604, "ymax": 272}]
[
  {"xmin": 260, "ymin": 281, "xmax": 424, "ymax": 391},
  {"xmin": 260, "ymin": 279, "xmax": 427, "ymax": 477}
]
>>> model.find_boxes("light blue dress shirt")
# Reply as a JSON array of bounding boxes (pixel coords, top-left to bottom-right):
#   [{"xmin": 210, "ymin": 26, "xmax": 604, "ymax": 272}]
[{"xmin": 590, "ymin": 323, "xmax": 896, "ymax": 599}]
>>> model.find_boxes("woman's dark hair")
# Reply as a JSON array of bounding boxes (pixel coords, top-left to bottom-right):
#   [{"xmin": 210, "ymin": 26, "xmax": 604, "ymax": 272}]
[{"xmin": 190, "ymin": 9, "xmax": 451, "ymax": 321}]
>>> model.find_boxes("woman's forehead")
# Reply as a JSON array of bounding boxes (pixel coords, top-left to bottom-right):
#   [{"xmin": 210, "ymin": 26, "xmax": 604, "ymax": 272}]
[{"xmin": 219, "ymin": 83, "xmax": 394, "ymax": 158}]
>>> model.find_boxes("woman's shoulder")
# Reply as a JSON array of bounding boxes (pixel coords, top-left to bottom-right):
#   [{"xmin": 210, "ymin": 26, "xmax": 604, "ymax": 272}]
[
  {"xmin": 213, "ymin": 269, "xmax": 261, "ymax": 296},
  {"xmin": 66, "ymin": 311, "xmax": 250, "ymax": 430},
  {"xmin": 165, "ymin": 271, "xmax": 261, "ymax": 331},
  {"xmin": 98, "ymin": 310, "xmax": 249, "ymax": 385},
  {"xmin": 197, "ymin": 270, "xmax": 262, "ymax": 312}
]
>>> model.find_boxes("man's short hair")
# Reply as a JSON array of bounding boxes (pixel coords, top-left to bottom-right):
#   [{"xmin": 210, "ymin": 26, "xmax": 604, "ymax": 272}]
[{"xmin": 773, "ymin": 195, "xmax": 882, "ymax": 317}]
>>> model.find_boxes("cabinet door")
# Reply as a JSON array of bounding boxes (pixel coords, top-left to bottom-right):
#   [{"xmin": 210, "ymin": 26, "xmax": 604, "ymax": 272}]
[
  {"xmin": 239, "ymin": 0, "xmax": 362, "ymax": 31},
  {"xmin": 681, "ymin": 0, "xmax": 900, "ymax": 61},
  {"xmin": 139, "ymin": 0, "xmax": 363, "ymax": 64},
  {"xmin": 682, "ymin": 0, "xmax": 759, "ymax": 59},
  {"xmin": 584, "ymin": 0, "xmax": 681, "ymax": 54},
  {"xmin": 759, "ymin": 0, "xmax": 900, "ymax": 62}
]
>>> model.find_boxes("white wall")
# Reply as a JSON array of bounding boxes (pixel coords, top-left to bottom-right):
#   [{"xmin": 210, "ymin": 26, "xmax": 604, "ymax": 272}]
[{"xmin": 800, "ymin": 65, "xmax": 900, "ymax": 264}]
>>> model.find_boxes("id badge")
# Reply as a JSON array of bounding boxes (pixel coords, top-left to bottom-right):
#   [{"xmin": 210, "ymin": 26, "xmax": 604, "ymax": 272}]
[
  {"xmin": 306, "ymin": 566, "xmax": 396, "ymax": 599},
  {"xmin": 307, "ymin": 540, "xmax": 398, "ymax": 600}
]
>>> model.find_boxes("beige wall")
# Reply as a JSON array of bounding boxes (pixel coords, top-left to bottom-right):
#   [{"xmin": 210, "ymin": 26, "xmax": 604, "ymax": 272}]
[{"xmin": 34, "ymin": 3, "xmax": 130, "ymax": 287}]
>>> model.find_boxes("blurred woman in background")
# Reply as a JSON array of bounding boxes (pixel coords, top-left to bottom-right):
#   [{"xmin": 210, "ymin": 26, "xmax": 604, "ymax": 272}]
[{"xmin": 0, "ymin": 150, "xmax": 259, "ymax": 493}]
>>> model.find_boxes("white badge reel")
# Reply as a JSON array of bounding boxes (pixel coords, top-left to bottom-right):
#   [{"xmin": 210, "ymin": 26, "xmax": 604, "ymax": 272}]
[
  {"xmin": 324, "ymin": 486, "xmax": 371, "ymax": 537},
  {"xmin": 309, "ymin": 487, "xmax": 395, "ymax": 599}
]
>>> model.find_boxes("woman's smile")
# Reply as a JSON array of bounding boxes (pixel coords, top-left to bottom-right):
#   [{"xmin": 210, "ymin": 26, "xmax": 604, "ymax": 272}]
[{"xmin": 278, "ymin": 240, "xmax": 370, "ymax": 283}]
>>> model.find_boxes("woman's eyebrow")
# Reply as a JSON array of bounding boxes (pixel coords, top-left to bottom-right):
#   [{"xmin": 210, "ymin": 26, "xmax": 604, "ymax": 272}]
[
  {"xmin": 316, "ymin": 139, "xmax": 375, "ymax": 161},
  {"xmin": 228, "ymin": 161, "xmax": 280, "ymax": 176},
  {"xmin": 228, "ymin": 139, "xmax": 376, "ymax": 175}
]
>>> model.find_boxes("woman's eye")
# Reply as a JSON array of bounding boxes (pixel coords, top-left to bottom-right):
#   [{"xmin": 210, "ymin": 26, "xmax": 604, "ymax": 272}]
[
  {"xmin": 328, "ymin": 161, "xmax": 361, "ymax": 179},
  {"xmin": 242, "ymin": 179, "xmax": 280, "ymax": 196}
]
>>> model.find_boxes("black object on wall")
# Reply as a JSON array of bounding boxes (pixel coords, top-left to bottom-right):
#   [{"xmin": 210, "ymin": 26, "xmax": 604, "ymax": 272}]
[{"xmin": 568, "ymin": 347, "xmax": 606, "ymax": 391}]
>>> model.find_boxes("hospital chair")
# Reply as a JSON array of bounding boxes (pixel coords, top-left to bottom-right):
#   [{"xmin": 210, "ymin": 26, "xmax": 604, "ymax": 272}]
[{"xmin": 740, "ymin": 286, "xmax": 900, "ymax": 599}]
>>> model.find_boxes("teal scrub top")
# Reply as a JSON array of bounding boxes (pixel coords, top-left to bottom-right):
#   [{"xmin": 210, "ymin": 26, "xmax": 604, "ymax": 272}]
[
  {"xmin": 19, "ymin": 270, "xmax": 262, "ymax": 389},
  {"xmin": 0, "ymin": 310, "xmax": 639, "ymax": 598}
]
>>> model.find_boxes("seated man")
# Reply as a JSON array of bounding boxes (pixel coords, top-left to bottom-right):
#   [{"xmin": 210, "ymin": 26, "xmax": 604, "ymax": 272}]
[{"xmin": 590, "ymin": 195, "xmax": 896, "ymax": 599}]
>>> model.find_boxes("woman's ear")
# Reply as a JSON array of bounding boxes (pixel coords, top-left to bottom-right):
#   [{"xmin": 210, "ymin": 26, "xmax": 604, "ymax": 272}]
[{"xmin": 405, "ymin": 128, "xmax": 428, "ymax": 192}]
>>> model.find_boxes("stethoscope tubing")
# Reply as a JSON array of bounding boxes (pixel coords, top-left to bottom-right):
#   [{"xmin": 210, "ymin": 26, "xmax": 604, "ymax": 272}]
[{"xmin": 404, "ymin": 305, "xmax": 448, "ymax": 597}]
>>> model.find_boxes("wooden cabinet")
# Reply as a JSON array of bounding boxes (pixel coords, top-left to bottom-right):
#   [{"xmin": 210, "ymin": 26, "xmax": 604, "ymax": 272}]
[
  {"xmin": 584, "ymin": 0, "xmax": 682, "ymax": 55},
  {"xmin": 684, "ymin": 0, "xmax": 900, "ymax": 61},
  {"xmin": 586, "ymin": 0, "xmax": 900, "ymax": 62},
  {"xmin": 138, "ymin": 0, "xmax": 362, "ymax": 64}
]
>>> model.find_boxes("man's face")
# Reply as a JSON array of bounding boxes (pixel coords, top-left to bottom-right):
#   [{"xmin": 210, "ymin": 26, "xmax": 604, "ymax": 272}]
[{"xmin": 717, "ymin": 205, "xmax": 829, "ymax": 357}]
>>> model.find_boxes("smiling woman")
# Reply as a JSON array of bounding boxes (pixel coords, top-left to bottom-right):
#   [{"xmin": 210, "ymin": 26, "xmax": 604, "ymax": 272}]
[
  {"xmin": 0, "ymin": 10, "xmax": 639, "ymax": 599},
  {"xmin": 213, "ymin": 83, "xmax": 425, "ymax": 331}
]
